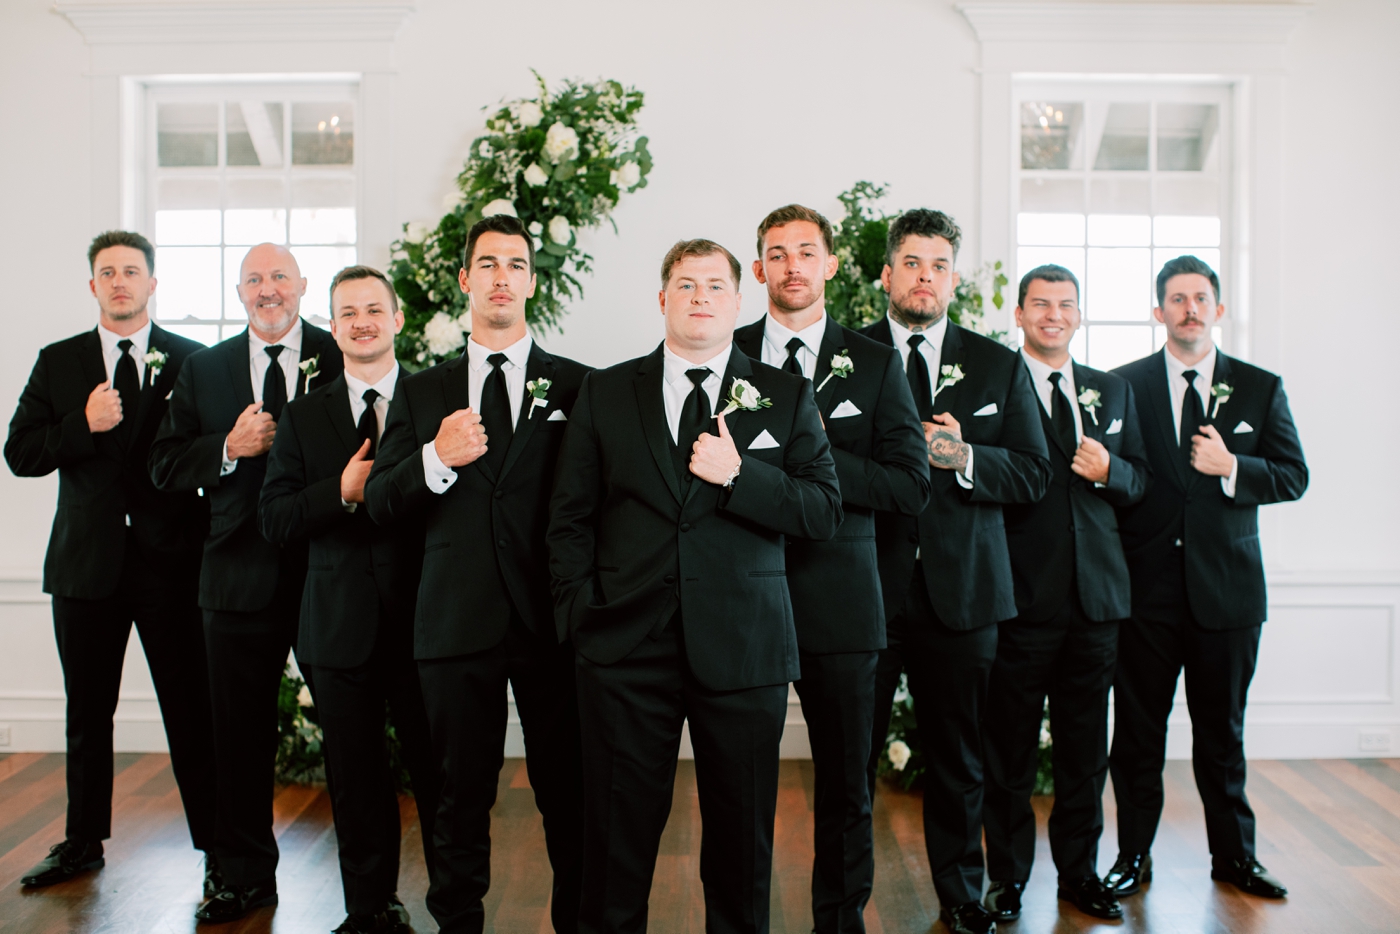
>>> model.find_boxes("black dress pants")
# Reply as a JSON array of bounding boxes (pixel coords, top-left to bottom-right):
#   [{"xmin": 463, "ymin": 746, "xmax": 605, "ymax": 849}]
[
  {"xmin": 416, "ymin": 622, "xmax": 584, "ymax": 934},
  {"xmin": 576, "ymin": 615, "xmax": 788, "ymax": 934},
  {"xmin": 303, "ymin": 620, "xmax": 441, "ymax": 915},
  {"xmin": 50, "ymin": 543, "xmax": 216, "ymax": 848},
  {"xmin": 1109, "ymin": 557, "xmax": 1261, "ymax": 862},
  {"xmin": 868, "ymin": 564, "xmax": 998, "ymax": 908},
  {"xmin": 983, "ymin": 599, "xmax": 1118, "ymax": 885},
  {"xmin": 202, "ymin": 562, "xmax": 303, "ymax": 887},
  {"xmin": 794, "ymin": 650, "xmax": 878, "ymax": 934}
]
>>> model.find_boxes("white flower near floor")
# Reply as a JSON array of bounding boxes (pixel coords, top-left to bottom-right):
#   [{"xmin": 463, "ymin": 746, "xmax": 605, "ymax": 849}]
[
  {"xmin": 423, "ymin": 311, "xmax": 468, "ymax": 357},
  {"xmin": 517, "ymin": 100, "xmax": 543, "ymax": 127},
  {"xmin": 888, "ymin": 740, "xmax": 912, "ymax": 771},
  {"xmin": 482, "ymin": 198, "xmax": 517, "ymax": 218},
  {"xmin": 523, "ymin": 162, "xmax": 549, "ymax": 187},
  {"xmin": 296, "ymin": 685, "xmax": 314, "ymax": 708},
  {"xmin": 548, "ymin": 215, "xmax": 572, "ymax": 244},
  {"xmin": 543, "ymin": 121, "xmax": 580, "ymax": 163}
]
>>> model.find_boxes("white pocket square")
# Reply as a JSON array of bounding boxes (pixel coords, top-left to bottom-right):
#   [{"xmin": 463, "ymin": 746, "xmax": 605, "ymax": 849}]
[
  {"xmin": 973, "ymin": 403, "xmax": 998, "ymax": 416},
  {"xmin": 748, "ymin": 429, "xmax": 780, "ymax": 450},
  {"xmin": 1233, "ymin": 421, "xmax": 1253, "ymax": 434},
  {"xmin": 165, "ymin": 391, "xmax": 173, "ymax": 400},
  {"xmin": 1106, "ymin": 418, "xmax": 1123, "ymax": 435},
  {"xmin": 829, "ymin": 400, "xmax": 862, "ymax": 419},
  {"xmin": 547, "ymin": 409, "xmax": 567, "ymax": 421}
]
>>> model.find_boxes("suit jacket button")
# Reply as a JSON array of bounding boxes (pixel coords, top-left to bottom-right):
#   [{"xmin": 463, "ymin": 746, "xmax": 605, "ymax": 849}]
[
  {"xmin": 494, "ymin": 490, "xmax": 504, "ymax": 499},
  {"xmin": 664, "ymin": 575, "xmax": 676, "ymax": 584},
  {"xmin": 497, "ymin": 539, "xmax": 507, "ymax": 548},
  {"xmin": 680, "ymin": 523, "xmax": 691, "ymax": 532}
]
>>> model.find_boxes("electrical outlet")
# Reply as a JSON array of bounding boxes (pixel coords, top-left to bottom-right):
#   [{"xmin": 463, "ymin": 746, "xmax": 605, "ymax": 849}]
[
  {"xmin": 0, "ymin": 725, "xmax": 11, "ymax": 747},
  {"xmin": 1359, "ymin": 730, "xmax": 1392, "ymax": 753}
]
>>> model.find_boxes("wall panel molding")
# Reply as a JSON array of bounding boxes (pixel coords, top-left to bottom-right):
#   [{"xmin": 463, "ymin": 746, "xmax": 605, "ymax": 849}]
[
  {"xmin": 956, "ymin": 1, "xmax": 1311, "ymax": 46},
  {"xmin": 55, "ymin": 0, "xmax": 415, "ymax": 45}
]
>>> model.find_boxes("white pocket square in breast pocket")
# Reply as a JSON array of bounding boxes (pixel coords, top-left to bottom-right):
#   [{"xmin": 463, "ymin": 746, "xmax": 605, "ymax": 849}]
[
  {"xmin": 165, "ymin": 390, "xmax": 173, "ymax": 401},
  {"xmin": 748, "ymin": 429, "xmax": 780, "ymax": 450},
  {"xmin": 973, "ymin": 403, "xmax": 998, "ymax": 416},
  {"xmin": 546, "ymin": 409, "xmax": 567, "ymax": 421},
  {"xmin": 1106, "ymin": 418, "xmax": 1123, "ymax": 435},
  {"xmin": 829, "ymin": 399, "xmax": 862, "ymax": 419},
  {"xmin": 1233, "ymin": 421, "xmax": 1253, "ymax": 434}
]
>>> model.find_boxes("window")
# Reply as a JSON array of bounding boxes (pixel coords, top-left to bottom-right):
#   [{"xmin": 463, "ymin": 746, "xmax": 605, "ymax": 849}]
[
  {"xmin": 143, "ymin": 80, "xmax": 360, "ymax": 345},
  {"xmin": 1013, "ymin": 82, "xmax": 1231, "ymax": 370}
]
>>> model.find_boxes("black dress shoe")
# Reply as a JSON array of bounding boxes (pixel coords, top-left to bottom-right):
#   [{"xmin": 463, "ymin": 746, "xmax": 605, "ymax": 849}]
[
  {"xmin": 984, "ymin": 880, "xmax": 1025, "ymax": 921},
  {"xmin": 940, "ymin": 900, "xmax": 997, "ymax": 934},
  {"xmin": 1211, "ymin": 857, "xmax": 1288, "ymax": 898},
  {"xmin": 202, "ymin": 851, "xmax": 224, "ymax": 900},
  {"xmin": 1103, "ymin": 852, "xmax": 1152, "ymax": 896},
  {"xmin": 195, "ymin": 879, "xmax": 278, "ymax": 923},
  {"xmin": 1058, "ymin": 875, "xmax": 1124, "ymax": 920},
  {"xmin": 20, "ymin": 839, "xmax": 104, "ymax": 887},
  {"xmin": 333, "ymin": 911, "xmax": 403, "ymax": 934},
  {"xmin": 383, "ymin": 894, "xmax": 410, "ymax": 925}
]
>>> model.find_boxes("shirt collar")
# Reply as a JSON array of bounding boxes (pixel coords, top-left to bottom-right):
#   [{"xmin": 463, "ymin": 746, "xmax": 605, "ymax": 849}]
[
  {"xmin": 663, "ymin": 341, "xmax": 731, "ymax": 386},
  {"xmin": 1020, "ymin": 348, "xmax": 1074, "ymax": 388},
  {"xmin": 886, "ymin": 311, "xmax": 949, "ymax": 350},
  {"xmin": 248, "ymin": 318, "xmax": 304, "ymax": 357},
  {"xmin": 97, "ymin": 319, "xmax": 152, "ymax": 357},
  {"xmin": 467, "ymin": 332, "xmax": 533, "ymax": 371},
  {"xmin": 1164, "ymin": 343, "xmax": 1217, "ymax": 384},
  {"xmin": 763, "ymin": 312, "xmax": 827, "ymax": 358},
  {"xmin": 345, "ymin": 363, "xmax": 400, "ymax": 403}
]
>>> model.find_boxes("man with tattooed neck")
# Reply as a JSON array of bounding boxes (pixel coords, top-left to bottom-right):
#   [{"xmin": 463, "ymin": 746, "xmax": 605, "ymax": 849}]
[{"xmin": 861, "ymin": 210, "xmax": 1050, "ymax": 934}]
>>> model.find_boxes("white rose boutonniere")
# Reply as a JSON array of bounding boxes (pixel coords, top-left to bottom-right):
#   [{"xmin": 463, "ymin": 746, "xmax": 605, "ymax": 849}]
[
  {"xmin": 1077, "ymin": 387, "xmax": 1103, "ymax": 426},
  {"xmin": 887, "ymin": 740, "xmax": 911, "ymax": 771},
  {"xmin": 815, "ymin": 348, "xmax": 854, "ymax": 392},
  {"xmin": 717, "ymin": 378, "xmax": 772, "ymax": 417},
  {"xmin": 299, "ymin": 355, "xmax": 321, "ymax": 394},
  {"xmin": 1210, "ymin": 382, "xmax": 1233, "ymax": 418},
  {"xmin": 934, "ymin": 363, "xmax": 964, "ymax": 398},
  {"xmin": 143, "ymin": 348, "xmax": 168, "ymax": 377},
  {"xmin": 526, "ymin": 378, "xmax": 552, "ymax": 419}
]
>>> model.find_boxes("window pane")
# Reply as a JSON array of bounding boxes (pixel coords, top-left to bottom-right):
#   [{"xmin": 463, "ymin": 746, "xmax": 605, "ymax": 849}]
[
  {"xmin": 158, "ymin": 103, "xmax": 218, "ymax": 167},
  {"xmin": 1020, "ymin": 177, "xmax": 1083, "ymax": 214},
  {"xmin": 1018, "ymin": 247, "xmax": 1085, "ymax": 289},
  {"xmin": 1157, "ymin": 104, "xmax": 1219, "ymax": 171},
  {"xmin": 1156, "ymin": 176, "xmax": 1219, "ymax": 216},
  {"xmin": 291, "ymin": 208, "xmax": 356, "ymax": 244},
  {"xmin": 156, "ymin": 209, "xmax": 221, "ymax": 246},
  {"xmin": 1089, "ymin": 177, "xmax": 1151, "ymax": 215},
  {"xmin": 227, "ymin": 101, "xmax": 285, "ymax": 167},
  {"xmin": 224, "ymin": 248, "xmax": 251, "ymax": 322},
  {"xmin": 1086, "ymin": 248, "xmax": 1152, "ymax": 321},
  {"xmin": 293, "ymin": 102, "xmax": 355, "ymax": 165},
  {"xmin": 1021, "ymin": 101, "xmax": 1082, "ymax": 170},
  {"xmin": 160, "ymin": 324, "xmax": 220, "ymax": 346},
  {"xmin": 1154, "ymin": 216, "xmax": 1221, "ymax": 247},
  {"xmin": 1093, "ymin": 102, "xmax": 1149, "ymax": 171},
  {"xmin": 1087, "ymin": 215, "xmax": 1150, "ymax": 246},
  {"xmin": 225, "ymin": 209, "xmax": 287, "ymax": 245},
  {"xmin": 1018, "ymin": 213, "xmax": 1085, "ymax": 246},
  {"xmin": 153, "ymin": 247, "xmax": 221, "ymax": 320},
  {"xmin": 290, "ymin": 245, "xmax": 357, "ymax": 319},
  {"xmin": 157, "ymin": 177, "xmax": 219, "ymax": 210},
  {"xmin": 1087, "ymin": 325, "xmax": 1153, "ymax": 371},
  {"xmin": 228, "ymin": 177, "xmax": 285, "ymax": 210}
]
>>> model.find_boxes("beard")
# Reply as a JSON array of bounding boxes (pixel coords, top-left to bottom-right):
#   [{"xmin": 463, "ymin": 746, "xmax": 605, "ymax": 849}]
[
  {"xmin": 103, "ymin": 301, "xmax": 147, "ymax": 321},
  {"xmin": 888, "ymin": 288, "xmax": 948, "ymax": 329},
  {"xmin": 768, "ymin": 278, "xmax": 823, "ymax": 314}
]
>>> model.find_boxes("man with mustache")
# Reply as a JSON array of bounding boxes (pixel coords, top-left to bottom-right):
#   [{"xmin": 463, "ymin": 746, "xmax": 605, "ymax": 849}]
[
  {"xmin": 151, "ymin": 243, "xmax": 342, "ymax": 923},
  {"xmin": 861, "ymin": 210, "xmax": 1050, "ymax": 934},
  {"xmin": 1104, "ymin": 255, "xmax": 1307, "ymax": 901}
]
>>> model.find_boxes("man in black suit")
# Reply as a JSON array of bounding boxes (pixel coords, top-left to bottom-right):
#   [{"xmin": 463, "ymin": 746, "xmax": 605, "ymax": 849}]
[
  {"xmin": 734, "ymin": 205, "xmax": 928, "ymax": 934},
  {"xmin": 979, "ymin": 266, "xmax": 1150, "ymax": 924},
  {"xmin": 5, "ymin": 231, "xmax": 217, "ymax": 893},
  {"xmin": 861, "ymin": 210, "xmax": 1051, "ymax": 934},
  {"xmin": 1105, "ymin": 255, "xmax": 1307, "ymax": 900},
  {"xmin": 363, "ymin": 215, "xmax": 591, "ymax": 934},
  {"xmin": 150, "ymin": 242, "xmax": 342, "ymax": 923},
  {"xmin": 548, "ymin": 239, "xmax": 842, "ymax": 934},
  {"xmin": 259, "ymin": 265, "xmax": 441, "ymax": 934}
]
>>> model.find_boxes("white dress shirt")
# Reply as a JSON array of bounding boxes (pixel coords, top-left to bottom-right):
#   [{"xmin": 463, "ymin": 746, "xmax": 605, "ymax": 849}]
[
  {"xmin": 222, "ymin": 319, "xmax": 304, "ymax": 475},
  {"xmin": 423, "ymin": 333, "xmax": 533, "ymax": 493},
  {"xmin": 885, "ymin": 312, "xmax": 973, "ymax": 487},
  {"xmin": 342, "ymin": 364, "xmax": 399, "ymax": 510},
  {"xmin": 1020, "ymin": 349, "xmax": 1083, "ymax": 444},
  {"xmin": 760, "ymin": 313, "xmax": 826, "ymax": 379},
  {"xmin": 97, "ymin": 319, "xmax": 152, "ymax": 387},
  {"xmin": 662, "ymin": 342, "xmax": 730, "ymax": 443},
  {"xmin": 1163, "ymin": 344, "xmax": 1237, "ymax": 498}
]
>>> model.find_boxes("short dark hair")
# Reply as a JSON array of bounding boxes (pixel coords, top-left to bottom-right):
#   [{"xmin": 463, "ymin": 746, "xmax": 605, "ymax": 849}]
[
  {"xmin": 89, "ymin": 230, "xmax": 155, "ymax": 275},
  {"xmin": 329, "ymin": 264, "xmax": 399, "ymax": 314},
  {"xmin": 756, "ymin": 204, "xmax": 835, "ymax": 257},
  {"xmin": 886, "ymin": 209, "xmax": 961, "ymax": 265},
  {"xmin": 1018, "ymin": 264, "xmax": 1080, "ymax": 307},
  {"xmin": 660, "ymin": 239, "xmax": 742, "ymax": 289},
  {"xmin": 1156, "ymin": 254, "xmax": 1220, "ymax": 307},
  {"xmin": 463, "ymin": 213, "xmax": 535, "ymax": 273}
]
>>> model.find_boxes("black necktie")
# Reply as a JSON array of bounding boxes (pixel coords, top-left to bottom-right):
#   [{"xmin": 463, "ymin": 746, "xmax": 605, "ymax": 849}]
[
  {"xmin": 357, "ymin": 388, "xmax": 380, "ymax": 459},
  {"xmin": 1180, "ymin": 369, "xmax": 1204, "ymax": 470},
  {"xmin": 479, "ymin": 352, "xmax": 512, "ymax": 474},
  {"xmin": 1048, "ymin": 371, "xmax": 1077, "ymax": 455},
  {"xmin": 262, "ymin": 345, "xmax": 287, "ymax": 422},
  {"xmin": 676, "ymin": 367, "xmax": 713, "ymax": 489},
  {"xmin": 906, "ymin": 334, "xmax": 934, "ymax": 420},
  {"xmin": 114, "ymin": 338, "xmax": 140, "ymax": 444},
  {"xmin": 783, "ymin": 337, "xmax": 805, "ymax": 377}
]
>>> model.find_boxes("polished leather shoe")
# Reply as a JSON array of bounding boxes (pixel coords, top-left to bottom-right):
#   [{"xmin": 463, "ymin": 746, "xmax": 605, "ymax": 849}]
[
  {"xmin": 1211, "ymin": 857, "xmax": 1288, "ymax": 898},
  {"xmin": 333, "ymin": 910, "xmax": 408, "ymax": 934},
  {"xmin": 202, "ymin": 852, "xmax": 223, "ymax": 900},
  {"xmin": 1058, "ymin": 875, "xmax": 1124, "ymax": 920},
  {"xmin": 984, "ymin": 880, "xmax": 1025, "ymax": 921},
  {"xmin": 940, "ymin": 900, "xmax": 997, "ymax": 934},
  {"xmin": 20, "ymin": 839, "xmax": 104, "ymax": 887},
  {"xmin": 1103, "ymin": 852, "xmax": 1152, "ymax": 896},
  {"xmin": 194, "ymin": 879, "xmax": 278, "ymax": 923},
  {"xmin": 383, "ymin": 895, "xmax": 410, "ymax": 925}
]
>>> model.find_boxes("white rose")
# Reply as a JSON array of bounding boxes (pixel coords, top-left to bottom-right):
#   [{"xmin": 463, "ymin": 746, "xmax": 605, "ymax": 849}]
[
  {"xmin": 533, "ymin": 237, "xmax": 544, "ymax": 251},
  {"xmin": 481, "ymin": 198, "xmax": 517, "ymax": 218},
  {"xmin": 523, "ymin": 163, "xmax": 549, "ymax": 187},
  {"xmin": 542, "ymin": 121, "xmax": 579, "ymax": 164},
  {"xmin": 405, "ymin": 221, "xmax": 430, "ymax": 242},
  {"xmin": 423, "ymin": 311, "xmax": 467, "ymax": 357},
  {"xmin": 614, "ymin": 162, "xmax": 641, "ymax": 189},
  {"xmin": 442, "ymin": 190, "xmax": 465, "ymax": 209},
  {"xmin": 888, "ymin": 740, "xmax": 911, "ymax": 771},
  {"xmin": 547, "ymin": 215, "xmax": 572, "ymax": 245},
  {"xmin": 296, "ymin": 685, "xmax": 314, "ymax": 708},
  {"xmin": 735, "ymin": 380, "xmax": 760, "ymax": 409},
  {"xmin": 517, "ymin": 101, "xmax": 543, "ymax": 127},
  {"xmin": 528, "ymin": 220, "xmax": 544, "ymax": 236}
]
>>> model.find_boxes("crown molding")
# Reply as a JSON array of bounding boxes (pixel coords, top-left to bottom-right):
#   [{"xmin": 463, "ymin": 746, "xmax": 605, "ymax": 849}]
[
  {"xmin": 54, "ymin": 0, "xmax": 415, "ymax": 44},
  {"xmin": 956, "ymin": 1, "xmax": 1311, "ymax": 45}
]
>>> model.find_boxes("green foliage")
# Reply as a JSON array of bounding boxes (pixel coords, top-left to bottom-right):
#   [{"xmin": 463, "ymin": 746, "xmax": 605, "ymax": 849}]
[
  {"xmin": 276, "ymin": 666, "xmax": 412, "ymax": 794},
  {"xmin": 388, "ymin": 71, "xmax": 653, "ymax": 368}
]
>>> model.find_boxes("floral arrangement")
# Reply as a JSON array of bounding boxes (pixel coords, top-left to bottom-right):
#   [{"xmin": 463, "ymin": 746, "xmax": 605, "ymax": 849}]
[
  {"xmin": 276, "ymin": 665, "xmax": 412, "ymax": 793},
  {"xmin": 389, "ymin": 71, "xmax": 653, "ymax": 367}
]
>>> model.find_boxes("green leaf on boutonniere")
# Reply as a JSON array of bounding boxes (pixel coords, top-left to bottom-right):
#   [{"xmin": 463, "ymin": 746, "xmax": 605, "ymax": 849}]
[
  {"xmin": 816, "ymin": 348, "xmax": 854, "ymax": 392},
  {"xmin": 1210, "ymin": 381, "xmax": 1233, "ymax": 418},
  {"xmin": 526, "ymin": 377, "xmax": 552, "ymax": 418},
  {"xmin": 717, "ymin": 377, "xmax": 772, "ymax": 417},
  {"xmin": 142, "ymin": 348, "xmax": 168, "ymax": 375}
]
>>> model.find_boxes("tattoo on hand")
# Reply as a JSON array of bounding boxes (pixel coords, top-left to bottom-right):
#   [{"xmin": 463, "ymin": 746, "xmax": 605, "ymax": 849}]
[{"xmin": 927, "ymin": 431, "xmax": 970, "ymax": 471}]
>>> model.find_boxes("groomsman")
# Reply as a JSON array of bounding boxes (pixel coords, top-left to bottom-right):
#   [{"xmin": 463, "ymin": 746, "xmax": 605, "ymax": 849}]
[
  {"xmin": 150, "ymin": 243, "xmax": 342, "ymax": 922},
  {"xmin": 1106, "ymin": 255, "xmax": 1307, "ymax": 899},
  {"xmin": 259, "ymin": 266, "xmax": 441, "ymax": 934},
  {"xmin": 548, "ymin": 239, "xmax": 841, "ymax": 934},
  {"xmin": 364, "ymin": 215, "xmax": 590, "ymax": 934},
  {"xmin": 862, "ymin": 210, "xmax": 1051, "ymax": 934},
  {"xmin": 5, "ymin": 231, "xmax": 217, "ymax": 893},
  {"xmin": 980, "ymin": 265, "xmax": 1150, "ymax": 923},
  {"xmin": 734, "ymin": 205, "xmax": 929, "ymax": 934}
]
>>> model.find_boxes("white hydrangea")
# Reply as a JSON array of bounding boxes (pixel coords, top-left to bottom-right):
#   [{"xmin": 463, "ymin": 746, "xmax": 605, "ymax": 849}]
[
  {"xmin": 548, "ymin": 215, "xmax": 572, "ymax": 245},
  {"xmin": 442, "ymin": 190, "xmax": 465, "ymax": 209},
  {"xmin": 528, "ymin": 220, "xmax": 544, "ymax": 236},
  {"xmin": 888, "ymin": 740, "xmax": 911, "ymax": 771},
  {"xmin": 523, "ymin": 163, "xmax": 549, "ymax": 187},
  {"xmin": 404, "ymin": 221, "xmax": 430, "ymax": 242},
  {"xmin": 481, "ymin": 198, "xmax": 517, "ymax": 218},
  {"xmin": 542, "ymin": 121, "xmax": 579, "ymax": 164},
  {"xmin": 478, "ymin": 138, "xmax": 493, "ymax": 159},
  {"xmin": 423, "ymin": 311, "xmax": 468, "ymax": 357},
  {"xmin": 517, "ymin": 101, "xmax": 543, "ymax": 127},
  {"xmin": 533, "ymin": 237, "xmax": 544, "ymax": 251},
  {"xmin": 610, "ymin": 162, "xmax": 641, "ymax": 190}
]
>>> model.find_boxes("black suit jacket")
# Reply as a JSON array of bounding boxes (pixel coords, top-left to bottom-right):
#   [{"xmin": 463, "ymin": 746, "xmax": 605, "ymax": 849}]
[
  {"xmin": 733, "ymin": 317, "xmax": 929, "ymax": 653},
  {"xmin": 861, "ymin": 319, "xmax": 1052, "ymax": 631},
  {"xmin": 547, "ymin": 344, "xmax": 843, "ymax": 691},
  {"xmin": 258, "ymin": 373, "xmax": 424, "ymax": 669},
  {"xmin": 1003, "ymin": 361, "xmax": 1151, "ymax": 622},
  {"xmin": 6, "ymin": 325, "xmax": 209, "ymax": 599},
  {"xmin": 148, "ymin": 322, "xmax": 342, "ymax": 613},
  {"xmin": 1113, "ymin": 349, "xmax": 1307, "ymax": 630},
  {"xmin": 363, "ymin": 342, "xmax": 590, "ymax": 660}
]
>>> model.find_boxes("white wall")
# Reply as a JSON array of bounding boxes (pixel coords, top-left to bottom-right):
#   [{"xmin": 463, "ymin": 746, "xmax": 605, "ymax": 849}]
[{"xmin": 1, "ymin": 0, "xmax": 1397, "ymax": 759}]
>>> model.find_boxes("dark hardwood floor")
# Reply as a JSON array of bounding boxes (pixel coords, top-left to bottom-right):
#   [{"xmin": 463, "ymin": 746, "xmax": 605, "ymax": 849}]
[{"xmin": 2, "ymin": 753, "xmax": 1398, "ymax": 932}]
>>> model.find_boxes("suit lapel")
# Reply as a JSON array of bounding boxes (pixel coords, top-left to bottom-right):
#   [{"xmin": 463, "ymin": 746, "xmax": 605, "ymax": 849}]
[
  {"xmin": 128, "ymin": 324, "xmax": 170, "ymax": 441},
  {"xmin": 320, "ymin": 374, "xmax": 360, "ymax": 456},
  {"xmin": 686, "ymin": 349, "xmax": 757, "ymax": 506},
  {"xmin": 812, "ymin": 316, "xmax": 845, "ymax": 418},
  {"xmin": 1206, "ymin": 353, "xmax": 1234, "ymax": 427},
  {"xmin": 732, "ymin": 319, "xmax": 763, "ymax": 364},
  {"xmin": 634, "ymin": 345, "xmax": 683, "ymax": 506},
  {"xmin": 224, "ymin": 330, "xmax": 256, "ymax": 409},
  {"xmin": 932, "ymin": 323, "xmax": 966, "ymax": 415},
  {"xmin": 1143, "ymin": 350, "xmax": 1187, "ymax": 489},
  {"xmin": 75, "ymin": 330, "xmax": 120, "ymax": 458},
  {"xmin": 1072, "ymin": 362, "xmax": 1102, "ymax": 443},
  {"xmin": 498, "ymin": 344, "xmax": 554, "ymax": 481},
  {"xmin": 865, "ymin": 317, "xmax": 894, "ymax": 348},
  {"xmin": 296, "ymin": 326, "xmax": 330, "ymax": 398}
]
